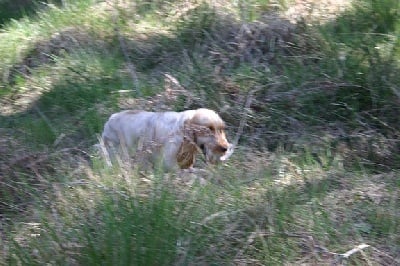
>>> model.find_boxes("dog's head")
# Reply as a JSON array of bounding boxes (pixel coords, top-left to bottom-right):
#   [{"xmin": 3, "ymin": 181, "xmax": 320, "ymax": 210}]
[{"xmin": 186, "ymin": 108, "xmax": 231, "ymax": 164}]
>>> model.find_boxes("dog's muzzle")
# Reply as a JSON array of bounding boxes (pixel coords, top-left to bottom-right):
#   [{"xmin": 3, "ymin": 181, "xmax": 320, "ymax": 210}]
[
  {"xmin": 220, "ymin": 144, "xmax": 234, "ymax": 161},
  {"xmin": 201, "ymin": 143, "xmax": 233, "ymax": 164}
]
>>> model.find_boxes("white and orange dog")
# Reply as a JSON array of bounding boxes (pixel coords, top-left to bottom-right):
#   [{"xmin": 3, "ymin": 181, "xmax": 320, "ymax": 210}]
[{"xmin": 101, "ymin": 108, "xmax": 232, "ymax": 170}]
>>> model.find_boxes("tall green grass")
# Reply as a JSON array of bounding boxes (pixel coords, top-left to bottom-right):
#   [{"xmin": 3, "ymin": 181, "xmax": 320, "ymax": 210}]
[
  {"xmin": 1, "ymin": 0, "xmax": 400, "ymax": 265},
  {"xmin": 6, "ymin": 153, "xmax": 397, "ymax": 264}
]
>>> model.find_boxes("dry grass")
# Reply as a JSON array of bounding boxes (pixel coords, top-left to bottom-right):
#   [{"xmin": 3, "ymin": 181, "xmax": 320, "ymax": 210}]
[{"xmin": 1, "ymin": 0, "xmax": 399, "ymax": 264}]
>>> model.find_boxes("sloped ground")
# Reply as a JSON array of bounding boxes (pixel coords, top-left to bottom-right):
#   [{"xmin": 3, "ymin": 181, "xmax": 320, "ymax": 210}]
[{"xmin": 0, "ymin": 0, "xmax": 399, "ymax": 264}]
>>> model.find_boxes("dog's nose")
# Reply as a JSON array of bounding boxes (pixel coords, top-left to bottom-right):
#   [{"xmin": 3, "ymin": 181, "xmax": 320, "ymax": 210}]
[{"xmin": 219, "ymin": 145, "xmax": 228, "ymax": 153}]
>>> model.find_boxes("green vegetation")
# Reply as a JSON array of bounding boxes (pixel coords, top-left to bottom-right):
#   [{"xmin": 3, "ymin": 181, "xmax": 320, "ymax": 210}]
[{"xmin": 1, "ymin": 0, "xmax": 399, "ymax": 264}]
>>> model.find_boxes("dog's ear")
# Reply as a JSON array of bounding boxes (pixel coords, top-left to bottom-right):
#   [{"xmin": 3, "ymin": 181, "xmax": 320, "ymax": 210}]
[
  {"xmin": 176, "ymin": 137, "xmax": 198, "ymax": 168},
  {"xmin": 183, "ymin": 120, "xmax": 196, "ymax": 145},
  {"xmin": 177, "ymin": 118, "xmax": 201, "ymax": 168},
  {"xmin": 185, "ymin": 118, "xmax": 211, "ymax": 142}
]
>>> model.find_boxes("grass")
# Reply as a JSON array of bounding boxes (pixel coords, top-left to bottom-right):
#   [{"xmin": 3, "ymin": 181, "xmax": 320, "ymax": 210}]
[{"xmin": 1, "ymin": 0, "xmax": 400, "ymax": 265}]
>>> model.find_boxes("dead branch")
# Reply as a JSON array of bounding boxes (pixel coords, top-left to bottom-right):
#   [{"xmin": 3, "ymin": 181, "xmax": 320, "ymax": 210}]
[
  {"xmin": 106, "ymin": 0, "xmax": 141, "ymax": 96},
  {"xmin": 335, "ymin": 244, "xmax": 370, "ymax": 264},
  {"xmin": 233, "ymin": 88, "xmax": 259, "ymax": 147}
]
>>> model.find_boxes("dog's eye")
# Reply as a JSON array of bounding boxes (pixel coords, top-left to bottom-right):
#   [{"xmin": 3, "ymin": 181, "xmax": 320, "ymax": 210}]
[{"xmin": 208, "ymin": 126, "xmax": 215, "ymax": 131}]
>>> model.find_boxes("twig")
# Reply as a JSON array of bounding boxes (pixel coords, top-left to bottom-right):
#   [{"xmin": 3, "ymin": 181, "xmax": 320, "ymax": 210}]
[
  {"xmin": 107, "ymin": 0, "xmax": 141, "ymax": 96},
  {"xmin": 164, "ymin": 73, "xmax": 183, "ymax": 90},
  {"xmin": 163, "ymin": 73, "xmax": 193, "ymax": 108},
  {"xmin": 232, "ymin": 88, "xmax": 259, "ymax": 147},
  {"xmin": 34, "ymin": 105, "xmax": 57, "ymax": 139},
  {"xmin": 340, "ymin": 243, "xmax": 370, "ymax": 259},
  {"xmin": 117, "ymin": 29, "xmax": 140, "ymax": 95},
  {"xmin": 331, "ymin": 243, "xmax": 372, "ymax": 264},
  {"xmin": 201, "ymin": 210, "xmax": 241, "ymax": 224},
  {"xmin": 221, "ymin": 88, "xmax": 259, "ymax": 161},
  {"xmin": 234, "ymin": 229, "xmax": 375, "ymax": 265}
]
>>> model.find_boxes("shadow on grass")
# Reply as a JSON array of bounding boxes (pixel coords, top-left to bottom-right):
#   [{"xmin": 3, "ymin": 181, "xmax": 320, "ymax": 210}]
[
  {"xmin": 0, "ymin": 0, "xmax": 62, "ymax": 27},
  {"xmin": 1, "ymin": 1, "xmax": 400, "ymax": 252}
]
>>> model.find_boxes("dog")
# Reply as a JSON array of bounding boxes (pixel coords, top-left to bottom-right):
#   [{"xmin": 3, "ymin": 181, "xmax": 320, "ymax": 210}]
[{"xmin": 101, "ymin": 108, "xmax": 232, "ymax": 170}]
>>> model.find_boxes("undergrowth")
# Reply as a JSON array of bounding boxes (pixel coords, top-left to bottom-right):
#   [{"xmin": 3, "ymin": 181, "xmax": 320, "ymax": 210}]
[{"xmin": 1, "ymin": 0, "xmax": 399, "ymax": 265}]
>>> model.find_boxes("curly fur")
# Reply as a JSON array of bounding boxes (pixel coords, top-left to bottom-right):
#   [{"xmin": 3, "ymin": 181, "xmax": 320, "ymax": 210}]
[{"xmin": 101, "ymin": 108, "xmax": 231, "ymax": 170}]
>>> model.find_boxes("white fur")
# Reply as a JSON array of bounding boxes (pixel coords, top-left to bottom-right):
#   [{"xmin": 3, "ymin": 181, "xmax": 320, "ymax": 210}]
[{"xmin": 101, "ymin": 108, "xmax": 231, "ymax": 170}]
